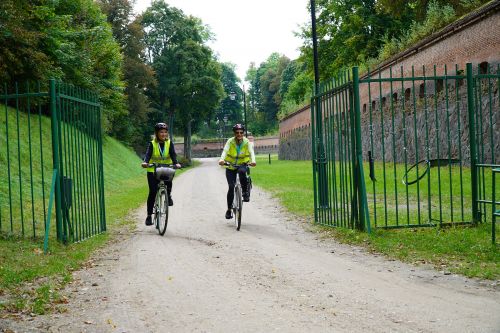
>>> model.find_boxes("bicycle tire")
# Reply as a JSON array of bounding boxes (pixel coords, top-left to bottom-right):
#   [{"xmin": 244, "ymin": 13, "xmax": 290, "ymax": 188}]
[
  {"xmin": 234, "ymin": 185, "xmax": 242, "ymax": 231},
  {"xmin": 157, "ymin": 189, "xmax": 169, "ymax": 236}
]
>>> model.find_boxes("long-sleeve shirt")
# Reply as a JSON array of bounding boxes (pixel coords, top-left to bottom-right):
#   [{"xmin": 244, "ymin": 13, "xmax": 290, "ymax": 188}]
[
  {"xmin": 143, "ymin": 141, "xmax": 178, "ymax": 164},
  {"xmin": 220, "ymin": 138, "xmax": 256, "ymax": 163}
]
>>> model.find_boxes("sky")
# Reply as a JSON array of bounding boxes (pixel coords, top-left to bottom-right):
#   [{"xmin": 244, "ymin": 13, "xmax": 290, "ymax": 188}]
[{"xmin": 133, "ymin": 0, "xmax": 310, "ymax": 82}]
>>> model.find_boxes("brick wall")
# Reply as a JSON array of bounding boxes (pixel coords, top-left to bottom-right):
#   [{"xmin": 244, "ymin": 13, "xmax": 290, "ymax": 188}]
[{"xmin": 279, "ymin": 4, "xmax": 500, "ymax": 161}]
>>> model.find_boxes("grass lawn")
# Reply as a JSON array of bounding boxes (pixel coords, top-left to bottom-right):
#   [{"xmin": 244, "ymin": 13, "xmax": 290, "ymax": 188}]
[{"xmin": 253, "ymin": 154, "xmax": 499, "ymax": 280}]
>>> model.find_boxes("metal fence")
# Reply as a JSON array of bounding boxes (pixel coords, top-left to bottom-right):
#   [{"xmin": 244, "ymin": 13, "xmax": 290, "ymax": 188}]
[
  {"xmin": 0, "ymin": 80, "xmax": 106, "ymax": 244},
  {"xmin": 312, "ymin": 63, "xmax": 499, "ymax": 240}
]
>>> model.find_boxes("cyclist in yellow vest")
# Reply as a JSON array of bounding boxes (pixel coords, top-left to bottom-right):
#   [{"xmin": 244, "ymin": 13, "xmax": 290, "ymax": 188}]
[
  {"xmin": 141, "ymin": 123, "xmax": 181, "ymax": 226},
  {"xmin": 218, "ymin": 123, "xmax": 256, "ymax": 219}
]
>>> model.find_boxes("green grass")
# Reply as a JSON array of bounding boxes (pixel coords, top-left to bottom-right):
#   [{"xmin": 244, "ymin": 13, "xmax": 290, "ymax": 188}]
[
  {"xmin": 253, "ymin": 155, "xmax": 499, "ymax": 280},
  {"xmin": 0, "ymin": 104, "xmax": 197, "ymax": 314}
]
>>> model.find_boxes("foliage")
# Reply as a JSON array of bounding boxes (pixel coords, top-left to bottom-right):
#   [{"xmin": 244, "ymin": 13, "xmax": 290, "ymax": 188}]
[
  {"xmin": 0, "ymin": 0, "xmax": 126, "ymax": 135},
  {"xmin": 370, "ymin": 0, "xmax": 487, "ymax": 67},
  {"xmin": 245, "ymin": 53, "xmax": 290, "ymax": 135},
  {"xmin": 142, "ymin": 0, "xmax": 223, "ymax": 160},
  {"xmin": 98, "ymin": 0, "xmax": 156, "ymax": 150}
]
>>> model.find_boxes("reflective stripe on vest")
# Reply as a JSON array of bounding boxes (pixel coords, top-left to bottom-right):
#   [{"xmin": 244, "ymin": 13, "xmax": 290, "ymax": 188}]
[
  {"xmin": 147, "ymin": 139, "xmax": 172, "ymax": 172},
  {"xmin": 225, "ymin": 137, "xmax": 250, "ymax": 169}
]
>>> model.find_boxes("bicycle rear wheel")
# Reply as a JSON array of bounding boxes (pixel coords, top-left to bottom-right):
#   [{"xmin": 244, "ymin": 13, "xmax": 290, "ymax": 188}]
[
  {"xmin": 234, "ymin": 185, "xmax": 242, "ymax": 231},
  {"xmin": 157, "ymin": 189, "xmax": 169, "ymax": 235}
]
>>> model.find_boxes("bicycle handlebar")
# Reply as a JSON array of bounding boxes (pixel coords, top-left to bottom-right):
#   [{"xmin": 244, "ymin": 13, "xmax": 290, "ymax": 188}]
[
  {"xmin": 222, "ymin": 162, "xmax": 254, "ymax": 168},
  {"xmin": 147, "ymin": 163, "xmax": 181, "ymax": 169}
]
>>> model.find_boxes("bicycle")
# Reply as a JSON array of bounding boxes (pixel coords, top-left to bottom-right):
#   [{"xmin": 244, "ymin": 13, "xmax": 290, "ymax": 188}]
[
  {"xmin": 148, "ymin": 163, "xmax": 179, "ymax": 236},
  {"xmin": 223, "ymin": 162, "xmax": 252, "ymax": 231}
]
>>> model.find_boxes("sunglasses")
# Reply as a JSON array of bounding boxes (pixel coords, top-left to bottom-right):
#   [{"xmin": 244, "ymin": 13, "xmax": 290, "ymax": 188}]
[{"xmin": 235, "ymin": 131, "xmax": 244, "ymax": 134}]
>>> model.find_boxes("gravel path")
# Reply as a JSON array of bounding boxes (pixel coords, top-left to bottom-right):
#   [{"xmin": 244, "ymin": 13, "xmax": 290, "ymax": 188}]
[{"xmin": 2, "ymin": 158, "xmax": 499, "ymax": 333}]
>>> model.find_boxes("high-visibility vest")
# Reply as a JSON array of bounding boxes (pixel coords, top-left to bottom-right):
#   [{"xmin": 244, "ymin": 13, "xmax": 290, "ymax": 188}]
[
  {"xmin": 225, "ymin": 137, "xmax": 250, "ymax": 169},
  {"xmin": 147, "ymin": 139, "xmax": 172, "ymax": 172}
]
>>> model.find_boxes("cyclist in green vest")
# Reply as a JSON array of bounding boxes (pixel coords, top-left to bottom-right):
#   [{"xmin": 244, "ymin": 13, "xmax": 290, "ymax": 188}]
[
  {"xmin": 218, "ymin": 123, "xmax": 256, "ymax": 219},
  {"xmin": 141, "ymin": 122, "xmax": 181, "ymax": 226}
]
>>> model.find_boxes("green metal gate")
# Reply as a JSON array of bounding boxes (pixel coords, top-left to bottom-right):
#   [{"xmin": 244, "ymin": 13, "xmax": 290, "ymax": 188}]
[
  {"xmin": 312, "ymin": 63, "xmax": 499, "ymax": 234},
  {"xmin": 0, "ymin": 79, "xmax": 106, "ymax": 243}
]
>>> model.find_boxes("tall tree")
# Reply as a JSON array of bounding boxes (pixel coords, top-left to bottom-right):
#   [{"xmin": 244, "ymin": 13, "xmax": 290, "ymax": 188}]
[
  {"xmin": 142, "ymin": 1, "xmax": 223, "ymax": 160},
  {"xmin": 98, "ymin": 0, "xmax": 156, "ymax": 148}
]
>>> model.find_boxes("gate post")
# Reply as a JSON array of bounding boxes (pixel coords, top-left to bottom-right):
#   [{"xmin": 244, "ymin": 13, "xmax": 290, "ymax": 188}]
[
  {"xmin": 49, "ymin": 79, "xmax": 63, "ymax": 241},
  {"xmin": 466, "ymin": 63, "xmax": 479, "ymax": 223},
  {"xmin": 352, "ymin": 67, "xmax": 371, "ymax": 232}
]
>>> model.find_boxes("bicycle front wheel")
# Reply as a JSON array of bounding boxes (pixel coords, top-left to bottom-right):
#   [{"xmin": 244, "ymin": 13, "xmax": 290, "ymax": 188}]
[
  {"xmin": 234, "ymin": 186, "xmax": 242, "ymax": 231},
  {"xmin": 157, "ymin": 189, "xmax": 169, "ymax": 235}
]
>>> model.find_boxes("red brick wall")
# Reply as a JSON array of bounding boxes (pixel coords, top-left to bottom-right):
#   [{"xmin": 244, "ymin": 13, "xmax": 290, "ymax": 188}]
[{"xmin": 279, "ymin": 6, "xmax": 500, "ymax": 139}]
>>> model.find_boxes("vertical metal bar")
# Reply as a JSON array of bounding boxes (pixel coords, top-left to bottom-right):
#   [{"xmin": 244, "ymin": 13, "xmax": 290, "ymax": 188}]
[
  {"xmin": 4, "ymin": 84, "xmax": 13, "ymax": 231},
  {"xmin": 476, "ymin": 64, "xmax": 486, "ymax": 221},
  {"xmin": 75, "ymin": 86, "xmax": 85, "ymax": 239},
  {"xmin": 50, "ymin": 79, "xmax": 63, "ymax": 241},
  {"xmin": 43, "ymin": 169, "xmax": 58, "ymax": 254},
  {"xmin": 311, "ymin": 97, "xmax": 318, "ymax": 223},
  {"xmin": 422, "ymin": 66, "xmax": 432, "ymax": 224},
  {"xmin": 389, "ymin": 67, "xmax": 399, "ymax": 225},
  {"xmin": 378, "ymin": 70, "xmax": 388, "ymax": 226},
  {"xmin": 325, "ymin": 82, "xmax": 333, "ymax": 225},
  {"xmin": 444, "ymin": 65, "xmax": 453, "ymax": 221},
  {"xmin": 433, "ymin": 65, "xmax": 443, "ymax": 225},
  {"xmin": 367, "ymin": 70, "xmax": 377, "ymax": 226},
  {"xmin": 70, "ymin": 85, "xmax": 80, "ymax": 241},
  {"xmin": 455, "ymin": 65, "xmax": 465, "ymax": 220},
  {"xmin": 353, "ymin": 67, "xmax": 369, "ymax": 231},
  {"xmin": 26, "ymin": 82, "xmax": 36, "ymax": 237},
  {"xmin": 97, "ymin": 102, "xmax": 106, "ymax": 232},
  {"xmin": 400, "ymin": 67, "xmax": 410, "ymax": 225},
  {"xmin": 37, "ymin": 82, "xmax": 47, "ymax": 227},
  {"xmin": 15, "ymin": 83, "xmax": 25, "ymax": 235},
  {"xmin": 486, "ymin": 64, "xmax": 494, "ymax": 165},
  {"xmin": 348, "ymin": 71, "xmax": 357, "ymax": 228},
  {"xmin": 466, "ymin": 63, "xmax": 479, "ymax": 223},
  {"xmin": 337, "ymin": 79, "xmax": 347, "ymax": 227},
  {"xmin": 330, "ymin": 80, "xmax": 339, "ymax": 226},
  {"xmin": 411, "ymin": 67, "xmax": 422, "ymax": 225}
]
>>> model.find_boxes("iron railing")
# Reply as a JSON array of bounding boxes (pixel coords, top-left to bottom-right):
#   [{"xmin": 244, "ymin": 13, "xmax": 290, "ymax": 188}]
[
  {"xmin": 312, "ymin": 63, "xmax": 499, "ymax": 241},
  {"xmin": 0, "ymin": 80, "xmax": 106, "ymax": 244}
]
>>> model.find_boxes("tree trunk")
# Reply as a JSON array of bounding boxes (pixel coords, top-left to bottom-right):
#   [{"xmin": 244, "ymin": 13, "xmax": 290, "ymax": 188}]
[{"xmin": 183, "ymin": 120, "xmax": 192, "ymax": 162}]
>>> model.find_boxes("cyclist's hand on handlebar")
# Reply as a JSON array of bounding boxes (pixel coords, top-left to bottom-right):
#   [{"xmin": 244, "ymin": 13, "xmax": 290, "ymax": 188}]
[
  {"xmin": 218, "ymin": 159, "xmax": 225, "ymax": 166},
  {"xmin": 141, "ymin": 162, "xmax": 148, "ymax": 168},
  {"xmin": 249, "ymin": 162, "xmax": 256, "ymax": 167},
  {"xmin": 175, "ymin": 163, "xmax": 182, "ymax": 169}
]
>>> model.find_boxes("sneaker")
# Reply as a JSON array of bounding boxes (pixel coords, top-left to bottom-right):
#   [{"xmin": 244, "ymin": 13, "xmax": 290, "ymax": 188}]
[
  {"xmin": 225, "ymin": 210, "xmax": 233, "ymax": 219},
  {"xmin": 168, "ymin": 196, "xmax": 173, "ymax": 206},
  {"xmin": 243, "ymin": 192, "xmax": 250, "ymax": 202},
  {"xmin": 145, "ymin": 215, "xmax": 153, "ymax": 226}
]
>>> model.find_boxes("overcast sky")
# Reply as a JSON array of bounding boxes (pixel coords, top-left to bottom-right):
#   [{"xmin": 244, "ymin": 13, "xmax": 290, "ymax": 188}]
[{"xmin": 133, "ymin": 0, "xmax": 310, "ymax": 82}]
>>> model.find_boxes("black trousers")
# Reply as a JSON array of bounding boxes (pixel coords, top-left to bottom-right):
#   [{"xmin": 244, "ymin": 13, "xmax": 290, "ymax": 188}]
[
  {"xmin": 147, "ymin": 172, "xmax": 172, "ymax": 215},
  {"xmin": 225, "ymin": 166, "xmax": 249, "ymax": 210}
]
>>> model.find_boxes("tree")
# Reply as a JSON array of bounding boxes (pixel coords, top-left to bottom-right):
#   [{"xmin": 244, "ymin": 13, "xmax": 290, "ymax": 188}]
[
  {"xmin": 157, "ymin": 41, "xmax": 222, "ymax": 159},
  {"xmin": 142, "ymin": 1, "xmax": 223, "ymax": 160},
  {"xmin": 98, "ymin": 0, "xmax": 156, "ymax": 148},
  {"xmin": 245, "ymin": 53, "xmax": 290, "ymax": 135},
  {"xmin": 0, "ymin": 0, "xmax": 126, "ymax": 135}
]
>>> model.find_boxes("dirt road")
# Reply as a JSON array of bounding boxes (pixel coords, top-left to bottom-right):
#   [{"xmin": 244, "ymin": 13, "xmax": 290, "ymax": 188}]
[{"xmin": 2, "ymin": 158, "xmax": 499, "ymax": 332}]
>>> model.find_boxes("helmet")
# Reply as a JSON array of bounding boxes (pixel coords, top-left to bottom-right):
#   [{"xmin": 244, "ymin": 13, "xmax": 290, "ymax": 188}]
[
  {"xmin": 232, "ymin": 123, "xmax": 245, "ymax": 132},
  {"xmin": 154, "ymin": 122, "xmax": 168, "ymax": 132},
  {"xmin": 155, "ymin": 166, "xmax": 176, "ymax": 182}
]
